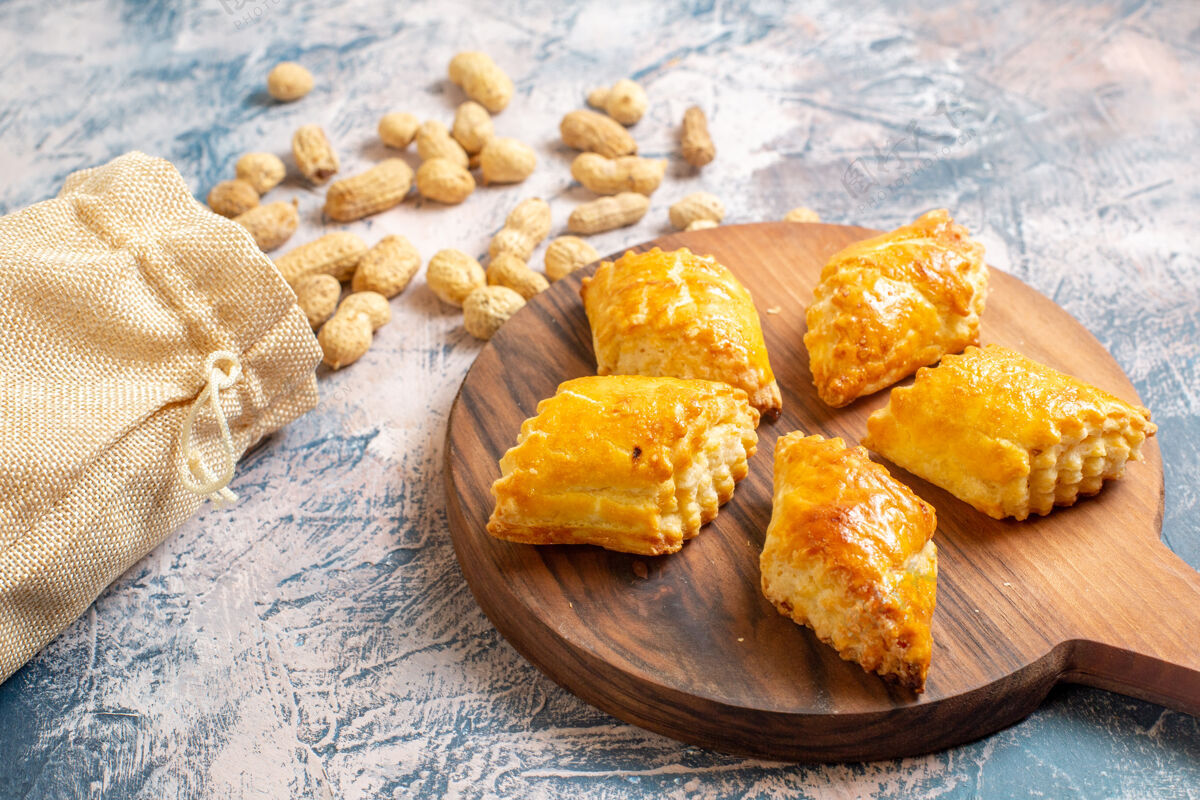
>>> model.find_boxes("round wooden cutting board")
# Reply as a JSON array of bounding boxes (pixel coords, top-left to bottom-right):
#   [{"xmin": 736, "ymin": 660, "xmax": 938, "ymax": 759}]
[{"xmin": 444, "ymin": 222, "xmax": 1200, "ymax": 761}]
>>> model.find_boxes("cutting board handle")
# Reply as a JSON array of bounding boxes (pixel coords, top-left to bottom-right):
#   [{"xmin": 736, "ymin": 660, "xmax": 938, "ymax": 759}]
[{"xmin": 1065, "ymin": 542, "xmax": 1200, "ymax": 715}]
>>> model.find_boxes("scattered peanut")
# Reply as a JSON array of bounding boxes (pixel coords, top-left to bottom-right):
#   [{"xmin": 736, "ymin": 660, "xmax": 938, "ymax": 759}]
[
  {"xmin": 235, "ymin": 152, "xmax": 286, "ymax": 194},
  {"xmin": 275, "ymin": 231, "xmax": 367, "ymax": 285},
  {"xmin": 783, "ymin": 206, "xmax": 821, "ymax": 223},
  {"xmin": 293, "ymin": 274, "xmax": 341, "ymax": 329},
  {"xmin": 505, "ymin": 197, "xmax": 552, "ymax": 239},
  {"xmin": 379, "ymin": 112, "xmax": 420, "ymax": 149},
  {"xmin": 415, "ymin": 120, "xmax": 469, "ymax": 168},
  {"xmin": 207, "ymin": 179, "xmax": 259, "ymax": 218},
  {"xmin": 567, "ymin": 192, "xmax": 649, "ymax": 235},
  {"xmin": 488, "ymin": 229, "xmax": 534, "ymax": 260},
  {"xmin": 318, "ymin": 287, "xmax": 394, "ymax": 369},
  {"xmin": 427, "ymin": 249, "xmax": 486, "ymax": 307},
  {"xmin": 570, "ymin": 153, "xmax": 666, "ymax": 195},
  {"xmin": 452, "ymin": 101, "xmax": 494, "ymax": 155},
  {"xmin": 586, "ymin": 87, "xmax": 608, "ymax": 109},
  {"xmin": 544, "ymin": 236, "xmax": 599, "ymax": 281},
  {"xmin": 586, "ymin": 79, "xmax": 648, "ymax": 125},
  {"xmin": 324, "ymin": 159, "xmax": 414, "ymax": 221},
  {"xmin": 463, "ymin": 286, "xmax": 525, "ymax": 341},
  {"xmin": 686, "ymin": 219, "xmax": 719, "ymax": 231},
  {"xmin": 681, "ymin": 105, "xmax": 716, "ymax": 167},
  {"xmin": 338, "ymin": 291, "xmax": 391, "ymax": 331},
  {"xmin": 488, "ymin": 197, "xmax": 551, "ymax": 260},
  {"xmin": 448, "ymin": 51, "xmax": 513, "ymax": 114},
  {"xmin": 351, "ymin": 235, "xmax": 421, "ymax": 297},
  {"xmin": 318, "ymin": 311, "xmax": 373, "ymax": 370},
  {"xmin": 486, "ymin": 252, "xmax": 549, "ymax": 300},
  {"xmin": 416, "ymin": 158, "xmax": 476, "ymax": 204},
  {"xmin": 560, "ymin": 110, "xmax": 637, "ymax": 158},
  {"xmin": 292, "ymin": 124, "xmax": 339, "ymax": 184},
  {"xmin": 669, "ymin": 192, "xmax": 725, "ymax": 230},
  {"xmin": 479, "ymin": 137, "xmax": 537, "ymax": 185},
  {"xmin": 267, "ymin": 62, "xmax": 313, "ymax": 102},
  {"xmin": 234, "ymin": 199, "xmax": 299, "ymax": 251}
]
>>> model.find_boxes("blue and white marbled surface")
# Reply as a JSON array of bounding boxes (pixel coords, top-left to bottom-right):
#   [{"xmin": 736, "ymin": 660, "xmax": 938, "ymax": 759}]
[{"xmin": 1, "ymin": 0, "xmax": 1198, "ymax": 797}]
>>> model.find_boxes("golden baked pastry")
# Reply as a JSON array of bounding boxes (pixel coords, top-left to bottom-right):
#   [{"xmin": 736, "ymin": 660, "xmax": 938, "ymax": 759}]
[
  {"xmin": 804, "ymin": 209, "xmax": 987, "ymax": 407},
  {"xmin": 760, "ymin": 433, "xmax": 937, "ymax": 692},
  {"xmin": 487, "ymin": 375, "xmax": 759, "ymax": 555},
  {"xmin": 864, "ymin": 345, "xmax": 1157, "ymax": 520},
  {"xmin": 580, "ymin": 247, "xmax": 782, "ymax": 420}
]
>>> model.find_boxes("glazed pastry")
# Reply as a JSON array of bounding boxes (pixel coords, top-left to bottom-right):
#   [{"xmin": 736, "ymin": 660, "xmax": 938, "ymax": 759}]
[
  {"xmin": 804, "ymin": 209, "xmax": 987, "ymax": 407},
  {"xmin": 760, "ymin": 433, "xmax": 937, "ymax": 692},
  {"xmin": 581, "ymin": 247, "xmax": 782, "ymax": 420},
  {"xmin": 864, "ymin": 345, "xmax": 1157, "ymax": 520},
  {"xmin": 487, "ymin": 375, "xmax": 759, "ymax": 555}
]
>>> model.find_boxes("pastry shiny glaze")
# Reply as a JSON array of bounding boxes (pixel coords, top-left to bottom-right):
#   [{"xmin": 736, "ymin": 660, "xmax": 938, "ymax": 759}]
[
  {"xmin": 864, "ymin": 345, "xmax": 1157, "ymax": 520},
  {"xmin": 580, "ymin": 247, "xmax": 782, "ymax": 420},
  {"xmin": 760, "ymin": 433, "xmax": 937, "ymax": 692},
  {"xmin": 487, "ymin": 375, "xmax": 759, "ymax": 555},
  {"xmin": 804, "ymin": 209, "xmax": 987, "ymax": 407}
]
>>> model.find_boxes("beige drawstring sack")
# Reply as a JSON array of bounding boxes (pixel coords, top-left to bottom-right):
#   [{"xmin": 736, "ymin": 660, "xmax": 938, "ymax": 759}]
[{"xmin": 0, "ymin": 151, "xmax": 321, "ymax": 682}]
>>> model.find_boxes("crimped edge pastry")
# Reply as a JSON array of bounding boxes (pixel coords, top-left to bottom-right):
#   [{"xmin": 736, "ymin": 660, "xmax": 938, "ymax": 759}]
[
  {"xmin": 760, "ymin": 433, "xmax": 938, "ymax": 692},
  {"xmin": 864, "ymin": 344, "xmax": 1157, "ymax": 520},
  {"xmin": 580, "ymin": 247, "xmax": 782, "ymax": 420},
  {"xmin": 804, "ymin": 209, "xmax": 987, "ymax": 407},
  {"xmin": 487, "ymin": 375, "xmax": 759, "ymax": 555}
]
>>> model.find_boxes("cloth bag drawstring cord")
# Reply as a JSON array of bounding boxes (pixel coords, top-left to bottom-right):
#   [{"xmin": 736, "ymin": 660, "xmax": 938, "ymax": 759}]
[{"xmin": 178, "ymin": 350, "xmax": 242, "ymax": 507}]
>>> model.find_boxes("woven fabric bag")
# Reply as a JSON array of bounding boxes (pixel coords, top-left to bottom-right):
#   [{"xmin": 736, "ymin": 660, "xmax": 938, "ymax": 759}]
[{"xmin": 0, "ymin": 151, "xmax": 321, "ymax": 682}]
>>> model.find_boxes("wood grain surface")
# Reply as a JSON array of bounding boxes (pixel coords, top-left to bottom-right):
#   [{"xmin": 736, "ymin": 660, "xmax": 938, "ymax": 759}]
[{"xmin": 445, "ymin": 222, "xmax": 1199, "ymax": 761}]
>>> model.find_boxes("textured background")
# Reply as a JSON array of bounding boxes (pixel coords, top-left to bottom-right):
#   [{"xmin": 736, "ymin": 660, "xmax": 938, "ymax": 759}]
[{"xmin": 1, "ymin": 0, "xmax": 1198, "ymax": 797}]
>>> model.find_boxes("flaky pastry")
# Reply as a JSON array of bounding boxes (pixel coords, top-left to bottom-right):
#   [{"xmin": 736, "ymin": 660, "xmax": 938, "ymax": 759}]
[
  {"xmin": 581, "ymin": 247, "xmax": 782, "ymax": 420},
  {"xmin": 804, "ymin": 209, "xmax": 987, "ymax": 407},
  {"xmin": 760, "ymin": 433, "xmax": 937, "ymax": 692},
  {"xmin": 487, "ymin": 375, "xmax": 759, "ymax": 555},
  {"xmin": 864, "ymin": 345, "xmax": 1157, "ymax": 520}
]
